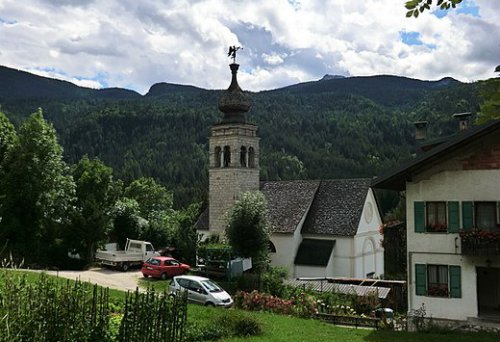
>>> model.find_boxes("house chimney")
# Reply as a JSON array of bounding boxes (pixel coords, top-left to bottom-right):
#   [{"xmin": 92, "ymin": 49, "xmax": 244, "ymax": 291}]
[
  {"xmin": 452, "ymin": 112, "xmax": 472, "ymax": 132},
  {"xmin": 414, "ymin": 121, "xmax": 428, "ymax": 141}
]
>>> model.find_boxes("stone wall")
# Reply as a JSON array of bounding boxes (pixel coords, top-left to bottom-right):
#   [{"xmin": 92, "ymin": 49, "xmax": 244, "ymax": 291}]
[{"xmin": 208, "ymin": 122, "xmax": 260, "ymax": 235}]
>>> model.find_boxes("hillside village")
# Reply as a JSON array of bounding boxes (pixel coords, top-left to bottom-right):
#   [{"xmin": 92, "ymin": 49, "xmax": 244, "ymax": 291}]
[
  {"xmin": 1, "ymin": 1, "xmax": 500, "ymax": 341},
  {"xmin": 2, "ymin": 55, "xmax": 499, "ymax": 340}
]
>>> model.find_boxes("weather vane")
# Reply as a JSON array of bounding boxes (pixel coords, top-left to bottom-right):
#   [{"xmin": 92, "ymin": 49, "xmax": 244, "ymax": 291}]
[{"xmin": 227, "ymin": 46, "xmax": 241, "ymax": 63}]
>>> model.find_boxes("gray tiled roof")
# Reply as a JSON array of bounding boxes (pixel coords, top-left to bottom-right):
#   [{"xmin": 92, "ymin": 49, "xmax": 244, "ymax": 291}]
[
  {"xmin": 260, "ymin": 180, "xmax": 320, "ymax": 233},
  {"xmin": 195, "ymin": 178, "xmax": 370, "ymax": 237},
  {"xmin": 302, "ymin": 179, "xmax": 371, "ymax": 236}
]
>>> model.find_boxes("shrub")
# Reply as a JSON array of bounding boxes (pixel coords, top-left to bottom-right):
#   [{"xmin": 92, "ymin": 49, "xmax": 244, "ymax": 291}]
[{"xmin": 233, "ymin": 316, "xmax": 263, "ymax": 337}]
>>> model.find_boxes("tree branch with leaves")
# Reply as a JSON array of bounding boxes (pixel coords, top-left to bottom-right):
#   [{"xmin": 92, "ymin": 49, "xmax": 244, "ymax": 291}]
[{"xmin": 405, "ymin": 0, "xmax": 463, "ymax": 18}]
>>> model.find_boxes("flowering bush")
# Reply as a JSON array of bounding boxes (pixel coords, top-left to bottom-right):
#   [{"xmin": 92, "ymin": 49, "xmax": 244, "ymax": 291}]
[
  {"xmin": 427, "ymin": 284, "xmax": 449, "ymax": 297},
  {"xmin": 426, "ymin": 223, "xmax": 447, "ymax": 232},
  {"xmin": 460, "ymin": 229, "xmax": 500, "ymax": 242},
  {"xmin": 233, "ymin": 290, "xmax": 317, "ymax": 318}
]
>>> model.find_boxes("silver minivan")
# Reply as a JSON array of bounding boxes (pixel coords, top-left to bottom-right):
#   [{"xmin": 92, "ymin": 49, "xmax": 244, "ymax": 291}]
[{"xmin": 170, "ymin": 275, "xmax": 233, "ymax": 307}]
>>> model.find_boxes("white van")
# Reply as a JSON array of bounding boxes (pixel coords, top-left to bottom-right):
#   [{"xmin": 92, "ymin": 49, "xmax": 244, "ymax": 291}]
[{"xmin": 170, "ymin": 275, "xmax": 233, "ymax": 307}]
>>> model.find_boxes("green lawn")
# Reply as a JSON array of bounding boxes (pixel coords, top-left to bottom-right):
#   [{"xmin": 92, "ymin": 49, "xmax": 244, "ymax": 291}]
[
  {"xmin": 187, "ymin": 305, "xmax": 499, "ymax": 342},
  {"xmin": 4, "ymin": 270, "xmax": 499, "ymax": 342}
]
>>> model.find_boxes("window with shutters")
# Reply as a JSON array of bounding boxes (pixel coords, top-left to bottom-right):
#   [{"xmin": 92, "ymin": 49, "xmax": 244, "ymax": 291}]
[
  {"xmin": 415, "ymin": 264, "xmax": 461, "ymax": 298},
  {"xmin": 414, "ymin": 201, "xmax": 461, "ymax": 233}
]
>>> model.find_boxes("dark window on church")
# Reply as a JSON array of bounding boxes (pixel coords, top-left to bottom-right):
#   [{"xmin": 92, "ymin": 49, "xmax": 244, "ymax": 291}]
[
  {"xmin": 248, "ymin": 147, "xmax": 255, "ymax": 168},
  {"xmin": 240, "ymin": 146, "xmax": 247, "ymax": 167},
  {"xmin": 214, "ymin": 146, "xmax": 221, "ymax": 167},
  {"xmin": 223, "ymin": 146, "xmax": 231, "ymax": 167}
]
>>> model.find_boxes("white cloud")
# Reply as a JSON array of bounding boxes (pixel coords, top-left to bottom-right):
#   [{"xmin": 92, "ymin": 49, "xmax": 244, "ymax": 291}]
[{"xmin": 0, "ymin": 0, "xmax": 498, "ymax": 93}]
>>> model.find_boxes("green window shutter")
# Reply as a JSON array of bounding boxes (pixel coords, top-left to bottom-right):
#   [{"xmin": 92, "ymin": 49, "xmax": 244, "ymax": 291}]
[
  {"xmin": 414, "ymin": 202, "xmax": 425, "ymax": 233},
  {"xmin": 449, "ymin": 266, "xmax": 462, "ymax": 298},
  {"xmin": 462, "ymin": 202, "xmax": 474, "ymax": 231},
  {"xmin": 448, "ymin": 202, "xmax": 460, "ymax": 233},
  {"xmin": 415, "ymin": 264, "xmax": 427, "ymax": 296}
]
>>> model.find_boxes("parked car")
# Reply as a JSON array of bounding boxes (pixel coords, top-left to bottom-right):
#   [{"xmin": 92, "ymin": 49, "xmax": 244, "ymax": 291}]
[
  {"xmin": 170, "ymin": 275, "xmax": 233, "ymax": 307},
  {"xmin": 141, "ymin": 257, "xmax": 190, "ymax": 280}
]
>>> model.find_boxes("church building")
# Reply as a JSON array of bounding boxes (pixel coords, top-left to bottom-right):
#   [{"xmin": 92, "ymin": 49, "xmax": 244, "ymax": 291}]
[{"xmin": 196, "ymin": 61, "xmax": 384, "ymax": 279}]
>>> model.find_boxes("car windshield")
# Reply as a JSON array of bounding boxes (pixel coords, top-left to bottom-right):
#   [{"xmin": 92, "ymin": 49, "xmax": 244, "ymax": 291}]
[{"xmin": 200, "ymin": 280, "xmax": 223, "ymax": 293}]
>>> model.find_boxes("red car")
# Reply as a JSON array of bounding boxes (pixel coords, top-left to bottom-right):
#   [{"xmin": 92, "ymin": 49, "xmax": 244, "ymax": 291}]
[{"xmin": 141, "ymin": 257, "xmax": 190, "ymax": 280}]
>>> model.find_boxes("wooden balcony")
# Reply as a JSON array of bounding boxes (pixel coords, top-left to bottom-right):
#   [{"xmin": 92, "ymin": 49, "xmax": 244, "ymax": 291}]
[{"xmin": 460, "ymin": 230, "xmax": 500, "ymax": 257}]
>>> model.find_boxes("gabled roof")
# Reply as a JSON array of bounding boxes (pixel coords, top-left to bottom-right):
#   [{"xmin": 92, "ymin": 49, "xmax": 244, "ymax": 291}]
[
  {"xmin": 260, "ymin": 180, "xmax": 319, "ymax": 233},
  {"xmin": 196, "ymin": 178, "xmax": 371, "ymax": 237},
  {"xmin": 302, "ymin": 179, "xmax": 371, "ymax": 236},
  {"xmin": 294, "ymin": 238, "xmax": 336, "ymax": 266},
  {"xmin": 372, "ymin": 119, "xmax": 500, "ymax": 191}
]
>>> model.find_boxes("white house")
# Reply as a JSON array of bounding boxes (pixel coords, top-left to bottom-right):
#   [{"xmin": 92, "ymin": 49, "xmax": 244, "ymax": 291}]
[{"xmin": 373, "ymin": 119, "xmax": 500, "ymax": 324}]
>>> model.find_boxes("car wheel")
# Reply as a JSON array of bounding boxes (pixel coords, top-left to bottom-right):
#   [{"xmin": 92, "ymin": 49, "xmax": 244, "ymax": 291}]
[
  {"xmin": 161, "ymin": 273, "xmax": 168, "ymax": 280},
  {"xmin": 142, "ymin": 273, "xmax": 149, "ymax": 278},
  {"xmin": 205, "ymin": 302, "xmax": 215, "ymax": 307},
  {"xmin": 121, "ymin": 263, "xmax": 129, "ymax": 272}
]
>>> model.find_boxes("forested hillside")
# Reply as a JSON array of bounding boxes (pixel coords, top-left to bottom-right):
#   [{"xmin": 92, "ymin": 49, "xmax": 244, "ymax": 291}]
[{"xmin": 0, "ymin": 66, "xmax": 480, "ymax": 208}]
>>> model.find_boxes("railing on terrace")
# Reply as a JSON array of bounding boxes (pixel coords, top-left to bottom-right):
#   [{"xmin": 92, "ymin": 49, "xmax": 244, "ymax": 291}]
[{"xmin": 460, "ymin": 229, "xmax": 500, "ymax": 257}]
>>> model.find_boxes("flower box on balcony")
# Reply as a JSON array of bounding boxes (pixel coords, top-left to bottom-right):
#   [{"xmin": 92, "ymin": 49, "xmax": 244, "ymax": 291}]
[{"xmin": 460, "ymin": 229, "xmax": 500, "ymax": 256}]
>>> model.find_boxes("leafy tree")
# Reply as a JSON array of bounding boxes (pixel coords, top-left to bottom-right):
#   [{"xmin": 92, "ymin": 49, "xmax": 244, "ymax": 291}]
[
  {"xmin": 110, "ymin": 198, "xmax": 144, "ymax": 249},
  {"xmin": 0, "ymin": 111, "xmax": 17, "ymax": 225},
  {"xmin": 225, "ymin": 191, "xmax": 270, "ymax": 272},
  {"xmin": 0, "ymin": 109, "xmax": 75, "ymax": 263},
  {"xmin": 476, "ymin": 67, "xmax": 500, "ymax": 124},
  {"xmin": 0, "ymin": 110, "xmax": 17, "ymax": 166},
  {"xmin": 69, "ymin": 155, "xmax": 121, "ymax": 262},
  {"xmin": 140, "ymin": 209, "xmax": 178, "ymax": 249},
  {"xmin": 405, "ymin": 0, "xmax": 463, "ymax": 18},
  {"xmin": 124, "ymin": 177, "xmax": 173, "ymax": 218},
  {"xmin": 173, "ymin": 202, "xmax": 201, "ymax": 264}
]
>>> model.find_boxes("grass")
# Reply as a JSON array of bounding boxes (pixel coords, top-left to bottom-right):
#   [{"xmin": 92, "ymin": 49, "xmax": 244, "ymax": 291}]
[
  {"xmin": 3, "ymin": 270, "xmax": 500, "ymax": 342},
  {"xmin": 138, "ymin": 276, "xmax": 172, "ymax": 292}
]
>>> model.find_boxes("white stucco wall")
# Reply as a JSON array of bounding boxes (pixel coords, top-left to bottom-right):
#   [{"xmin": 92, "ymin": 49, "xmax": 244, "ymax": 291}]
[
  {"xmin": 269, "ymin": 229, "xmax": 301, "ymax": 276},
  {"xmin": 406, "ymin": 168, "xmax": 500, "ymax": 320},
  {"xmin": 354, "ymin": 188, "xmax": 384, "ymax": 278}
]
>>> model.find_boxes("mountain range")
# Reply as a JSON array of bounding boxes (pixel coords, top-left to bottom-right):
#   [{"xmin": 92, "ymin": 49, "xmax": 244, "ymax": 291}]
[{"xmin": 0, "ymin": 65, "xmax": 480, "ymax": 208}]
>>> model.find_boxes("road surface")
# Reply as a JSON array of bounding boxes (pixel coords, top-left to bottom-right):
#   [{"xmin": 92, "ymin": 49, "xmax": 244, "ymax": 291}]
[{"xmin": 44, "ymin": 267, "xmax": 143, "ymax": 292}]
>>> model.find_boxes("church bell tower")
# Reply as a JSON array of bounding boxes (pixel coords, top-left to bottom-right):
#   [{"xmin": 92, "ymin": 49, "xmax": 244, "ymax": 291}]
[{"xmin": 208, "ymin": 61, "xmax": 260, "ymax": 235}]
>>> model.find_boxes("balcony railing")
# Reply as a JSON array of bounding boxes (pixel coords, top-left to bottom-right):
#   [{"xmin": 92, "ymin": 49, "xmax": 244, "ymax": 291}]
[{"xmin": 460, "ymin": 229, "xmax": 500, "ymax": 257}]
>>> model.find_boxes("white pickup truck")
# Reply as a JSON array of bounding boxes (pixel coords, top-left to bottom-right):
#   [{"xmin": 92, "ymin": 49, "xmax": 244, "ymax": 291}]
[{"xmin": 95, "ymin": 239, "xmax": 160, "ymax": 271}]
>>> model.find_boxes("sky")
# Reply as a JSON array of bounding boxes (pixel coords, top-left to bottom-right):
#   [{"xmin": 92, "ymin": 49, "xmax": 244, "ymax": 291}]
[{"xmin": 0, "ymin": 0, "xmax": 499, "ymax": 94}]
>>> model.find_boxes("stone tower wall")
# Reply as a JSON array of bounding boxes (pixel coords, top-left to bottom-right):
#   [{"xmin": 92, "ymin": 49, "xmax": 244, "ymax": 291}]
[{"xmin": 208, "ymin": 123, "xmax": 260, "ymax": 235}]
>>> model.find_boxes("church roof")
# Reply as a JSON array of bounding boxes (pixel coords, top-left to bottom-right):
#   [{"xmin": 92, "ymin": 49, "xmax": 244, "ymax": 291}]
[
  {"xmin": 261, "ymin": 180, "xmax": 320, "ymax": 234},
  {"xmin": 302, "ymin": 179, "xmax": 371, "ymax": 236},
  {"xmin": 196, "ymin": 178, "xmax": 371, "ymax": 236}
]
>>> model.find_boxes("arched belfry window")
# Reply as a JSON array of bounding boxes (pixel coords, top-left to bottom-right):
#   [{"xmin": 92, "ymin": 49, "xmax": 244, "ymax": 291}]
[
  {"xmin": 248, "ymin": 147, "xmax": 255, "ymax": 168},
  {"xmin": 214, "ymin": 146, "xmax": 221, "ymax": 167},
  {"xmin": 223, "ymin": 146, "xmax": 231, "ymax": 167},
  {"xmin": 240, "ymin": 146, "xmax": 247, "ymax": 167}
]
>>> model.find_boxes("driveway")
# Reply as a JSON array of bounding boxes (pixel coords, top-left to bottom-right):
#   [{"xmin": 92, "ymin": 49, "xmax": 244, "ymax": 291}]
[{"xmin": 44, "ymin": 267, "xmax": 142, "ymax": 292}]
